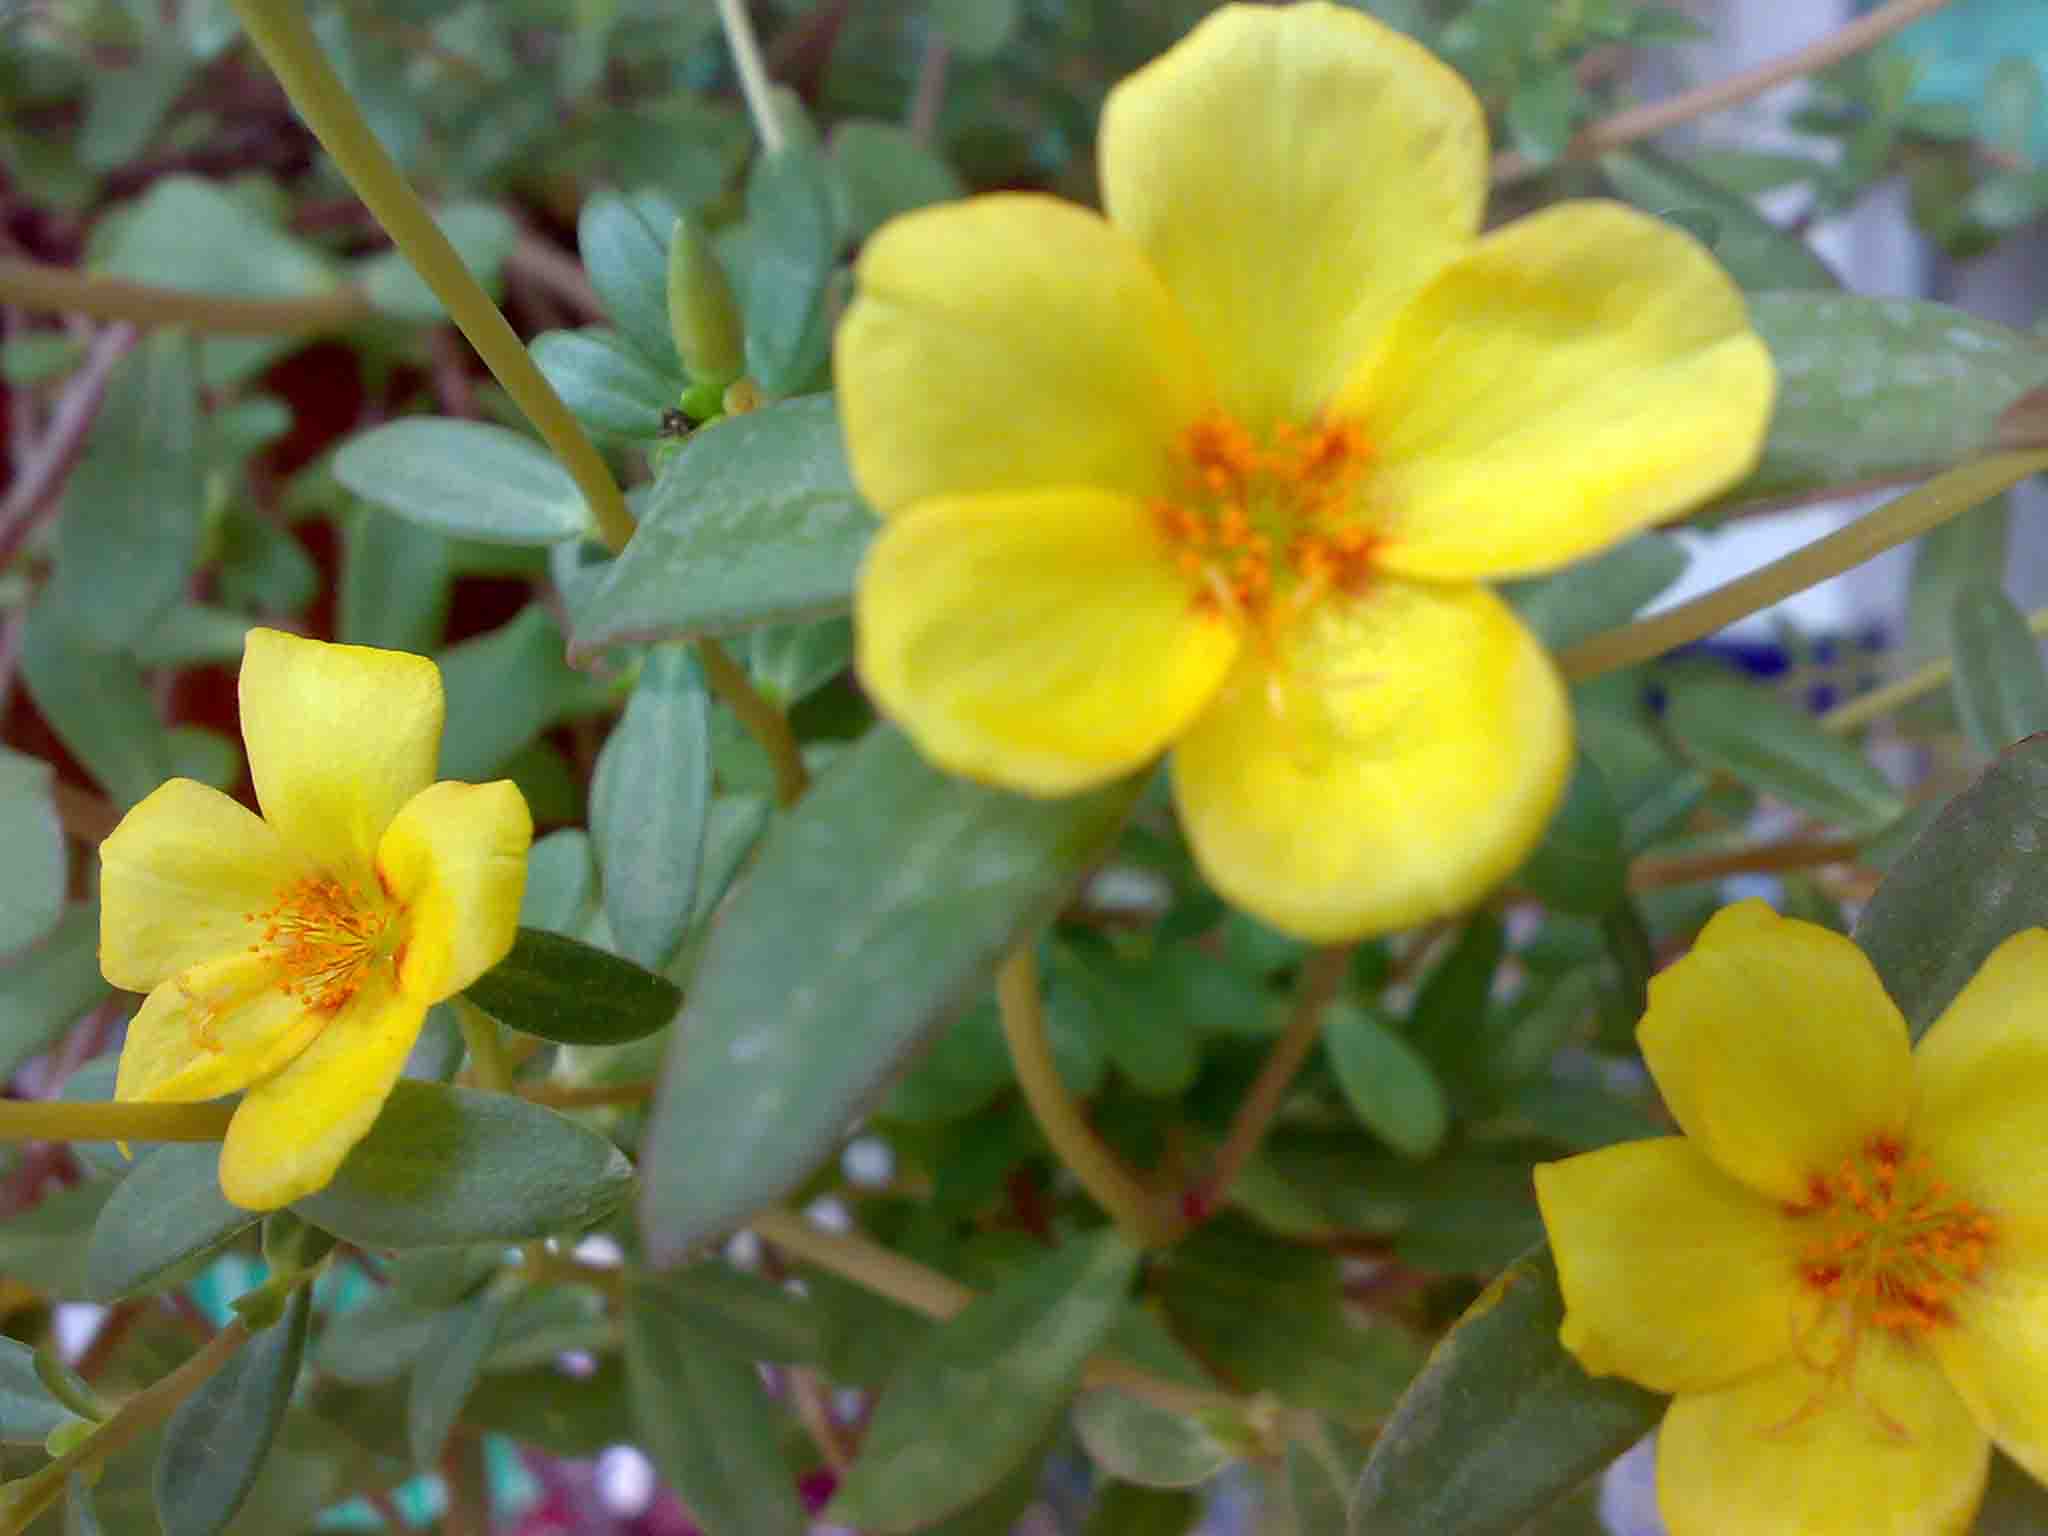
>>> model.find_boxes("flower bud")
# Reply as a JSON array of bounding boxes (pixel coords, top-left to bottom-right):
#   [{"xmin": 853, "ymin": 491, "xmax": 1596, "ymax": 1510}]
[{"xmin": 666, "ymin": 215, "xmax": 744, "ymax": 386}]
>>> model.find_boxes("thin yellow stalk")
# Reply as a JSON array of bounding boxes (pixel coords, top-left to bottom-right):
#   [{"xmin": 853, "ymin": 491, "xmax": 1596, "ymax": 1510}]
[
  {"xmin": 1821, "ymin": 603, "xmax": 2048, "ymax": 734},
  {"xmin": 715, "ymin": 0, "xmax": 787, "ymax": 154},
  {"xmin": 0, "ymin": 1100, "xmax": 233, "ymax": 1143},
  {"xmin": 0, "ymin": 258, "xmax": 371, "ymax": 334}
]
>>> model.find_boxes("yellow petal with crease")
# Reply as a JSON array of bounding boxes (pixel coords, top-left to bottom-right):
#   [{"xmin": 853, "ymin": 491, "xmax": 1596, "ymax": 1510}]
[
  {"xmin": 114, "ymin": 953, "xmax": 324, "ymax": 1104},
  {"xmin": 217, "ymin": 967, "xmax": 425, "ymax": 1210},
  {"xmin": 835, "ymin": 194, "xmax": 1210, "ymax": 513},
  {"xmin": 377, "ymin": 779, "xmax": 532, "ymax": 1001},
  {"xmin": 1169, "ymin": 579, "xmax": 1568, "ymax": 941},
  {"xmin": 240, "ymin": 627, "xmax": 443, "ymax": 876},
  {"xmin": 1099, "ymin": 2, "xmax": 1484, "ymax": 430},
  {"xmin": 1932, "ymin": 1247, "xmax": 2048, "ymax": 1488},
  {"xmin": 1341, "ymin": 201, "xmax": 1775, "ymax": 582},
  {"xmin": 98, "ymin": 778, "xmax": 299, "ymax": 994},
  {"xmin": 1536, "ymin": 1138, "xmax": 1811, "ymax": 1395},
  {"xmin": 1911, "ymin": 929, "xmax": 2048, "ymax": 1251},
  {"xmin": 1637, "ymin": 900, "xmax": 1912, "ymax": 1206},
  {"xmin": 856, "ymin": 489, "xmax": 1240, "ymax": 795},
  {"xmin": 1658, "ymin": 1340, "xmax": 1988, "ymax": 1536}
]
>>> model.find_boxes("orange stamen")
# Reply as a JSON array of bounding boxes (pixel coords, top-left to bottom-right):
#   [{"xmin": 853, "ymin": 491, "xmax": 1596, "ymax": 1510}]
[{"xmin": 247, "ymin": 876, "xmax": 394, "ymax": 1012}]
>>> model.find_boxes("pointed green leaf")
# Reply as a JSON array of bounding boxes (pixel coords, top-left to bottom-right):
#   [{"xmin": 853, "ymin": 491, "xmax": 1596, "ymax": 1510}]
[
  {"xmin": 0, "ymin": 904, "xmax": 106, "ymax": 1082},
  {"xmin": 407, "ymin": 1291, "xmax": 508, "ymax": 1468},
  {"xmin": 624, "ymin": 1279, "xmax": 809, "ymax": 1536},
  {"xmin": 1602, "ymin": 148, "xmax": 1840, "ymax": 291},
  {"xmin": 572, "ymin": 396, "xmax": 871, "ymax": 652},
  {"xmin": 1515, "ymin": 755, "xmax": 1627, "ymax": 916},
  {"xmin": 580, "ymin": 192, "xmax": 685, "ymax": 373},
  {"xmin": 1949, "ymin": 581, "xmax": 2048, "ymax": 756},
  {"xmin": 828, "ymin": 1231, "xmax": 1140, "ymax": 1531},
  {"xmin": 1354, "ymin": 1245, "xmax": 1661, "ymax": 1536},
  {"xmin": 1666, "ymin": 677, "xmax": 1905, "ymax": 829},
  {"xmin": 739, "ymin": 146, "xmax": 837, "ymax": 394},
  {"xmin": 339, "ymin": 506, "xmax": 454, "ymax": 653},
  {"xmin": 0, "ymin": 749, "xmax": 64, "ymax": 961},
  {"xmin": 156, "ymin": 1287, "xmax": 309, "ymax": 1536},
  {"xmin": 85, "ymin": 1143, "xmax": 258, "ymax": 1302},
  {"xmin": 830, "ymin": 120, "xmax": 965, "ymax": 241},
  {"xmin": 464, "ymin": 927, "xmax": 681, "ymax": 1045},
  {"xmin": 293, "ymin": 1081, "xmax": 634, "ymax": 1249},
  {"xmin": 531, "ymin": 327, "xmax": 682, "ymax": 441},
  {"xmin": 591, "ymin": 645, "xmax": 712, "ymax": 967},
  {"xmin": 19, "ymin": 600, "xmax": 171, "ymax": 807},
  {"xmin": 1072, "ymin": 1388, "xmax": 1232, "ymax": 1492},
  {"xmin": 0, "ymin": 1339, "xmax": 68, "ymax": 1445},
  {"xmin": 334, "ymin": 419, "xmax": 590, "ymax": 546},
  {"xmin": 436, "ymin": 607, "xmax": 611, "ymax": 779},
  {"xmin": 1855, "ymin": 735, "xmax": 2048, "ymax": 1038},
  {"xmin": 1323, "ymin": 1002, "xmax": 1449, "ymax": 1160},
  {"xmin": 641, "ymin": 726, "xmax": 1141, "ymax": 1259}
]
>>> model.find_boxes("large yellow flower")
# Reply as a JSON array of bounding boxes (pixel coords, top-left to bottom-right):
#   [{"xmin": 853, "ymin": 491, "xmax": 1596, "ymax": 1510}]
[
  {"xmin": 836, "ymin": 2, "xmax": 1774, "ymax": 940},
  {"xmin": 99, "ymin": 629, "xmax": 531, "ymax": 1210},
  {"xmin": 1536, "ymin": 901, "xmax": 2048, "ymax": 1535}
]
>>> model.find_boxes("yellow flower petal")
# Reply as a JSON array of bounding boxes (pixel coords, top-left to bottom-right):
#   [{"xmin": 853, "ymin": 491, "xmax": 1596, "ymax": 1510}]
[
  {"xmin": 98, "ymin": 778, "xmax": 299, "ymax": 994},
  {"xmin": 1169, "ymin": 579, "xmax": 1568, "ymax": 941},
  {"xmin": 1638, "ymin": 901, "xmax": 1913, "ymax": 1206},
  {"xmin": 1535, "ymin": 1138, "xmax": 1812, "ymax": 1395},
  {"xmin": 377, "ymin": 779, "xmax": 532, "ymax": 1001},
  {"xmin": 114, "ymin": 953, "xmax": 324, "ymax": 1104},
  {"xmin": 856, "ymin": 489, "xmax": 1240, "ymax": 795},
  {"xmin": 1099, "ymin": 2, "xmax": 1484, "ymax": 429},
  {"xmin": 1658, "ymin": 1340, "xmax": 1989, "ymax": 1536},
  {"xmin": 217, "ymin": 967, "xmax": 426, "ymax": 1210},
  {"xmin": 835, "ymin": 194, "xmax": 1210, "ymax": 513},
  {"xmin": 1933, "ymin": 1251, "xmax": 2048, "ymax": 1487},
  {"xmin": 240, "ymin": 628, "xmax": 443, "ymax": 876},
  {"xmin": 1342, "ymin": 201, "xmax": 1776, "ymax": 582},
  {"xmin": 1911, "ymin": 930, "xmax": 2048, "ymax": 1250}
]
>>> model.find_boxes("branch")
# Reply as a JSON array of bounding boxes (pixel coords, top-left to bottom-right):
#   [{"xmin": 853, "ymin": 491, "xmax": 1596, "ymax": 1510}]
[{"xmin": 0, "ymin": 259, "xmax": 371, "ymax": 334}]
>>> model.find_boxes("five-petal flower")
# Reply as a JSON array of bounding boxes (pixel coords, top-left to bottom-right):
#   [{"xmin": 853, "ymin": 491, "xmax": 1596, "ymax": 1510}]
[
  {"xmin": 1536, "ymin": 900, "xmax": 2048, "ymax": 1535},
  {"xmin": 835, "ymin": 1, "xmax": 1775, "ymax": 941},
  {"xmin": 99, "ymin": 628, "xmax": 531, "ymax": 1210}
]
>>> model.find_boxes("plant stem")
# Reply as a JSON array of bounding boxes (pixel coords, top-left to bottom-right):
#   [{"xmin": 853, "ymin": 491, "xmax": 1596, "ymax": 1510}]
[
  {"xmin": 697, "ymin": 635, "xmax": 810, "ymax": 807},
  {"xmin": 716, "ymin": 0, "xmax": 787, "ymax": 154},
  {"xmin": 1493, "ymin": 0, "xmax": 1957, "ymax": 182},
  {"xmin": 1629, "ymin": 836, "xmax": 1864, "ymax": 889},
  {"xmin": 748, "ymin": 1207, "xmax": 1234, "ymax": 1419},
  {"xmin": 1558, "ymin": 451, "xmax": 2048, "ymax": 680},
  {"xmin": 226, "ymin": 0, "xmax": 636, "ymax": 554},
  {"xmin": 995, "ymin": 946, "xmax": 1174, "ymax": 1248},
  {"xmin": 906, "ymin": 34, "xmax": 951, "ymax": 144},
  {"xmin": 0, "ymin": 323, "xmax": 137, "ymax": 565},
  {"xmin": 0, "ymin": 1100, "xmax": 233, "ymax": 1143},
  {"xmin": 516, "ymin": 1078, "xmax": 657, "ymax": 1109},
  {"xmin": 1821, "ymin": 603, "xmax": 2048, "ymax": 733},
  {"xmin": 0, "ymin": 260, "xmax": 371, "ymax": 334},
  {"xmin": 1185, "ymin": 945, "xmax": 1351, "ymax": 1227},
  {"xmin": 455, "ymin": 998, "xmax": 513, "ymax": 1092}
]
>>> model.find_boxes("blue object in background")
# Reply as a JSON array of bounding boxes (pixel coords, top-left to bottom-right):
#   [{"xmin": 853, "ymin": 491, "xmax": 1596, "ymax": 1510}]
[{"xmin": 1884, "ymin": 0, "xmax": 2048, "ymax": 159}]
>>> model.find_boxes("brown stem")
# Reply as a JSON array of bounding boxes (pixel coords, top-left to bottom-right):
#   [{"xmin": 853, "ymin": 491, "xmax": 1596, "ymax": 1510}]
[
  {"xmin": 0, "ymin": 323, "xmax": 138, "ymax": 565},
  {"xmin": 697, "ymin": 636, "xmax": 809, "ymax": 806},
  {"xmin": 516, "ymin": 1078, "xmax": 656, "ymax": 1109},
  {"xmin": 0, "ymin": 259, "xmax": 371, "ymax": 334},
  {"xmin": 1629, "ymin": 836, "xmax": 1864, "ymax": 889}
]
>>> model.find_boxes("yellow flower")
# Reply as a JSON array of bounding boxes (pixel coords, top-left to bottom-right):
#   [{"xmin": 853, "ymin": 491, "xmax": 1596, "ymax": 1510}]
[
  {"xmin": 99, "ymin": 629, "xmax": 532, "ymax": 1211},
  {"xmin": 1535, "ymin": 900, "xmax": 2048, "ymax": 1535},
  {"xmin": 835, "ymin": 3, "xmax": 1774, "ymax": 941}
]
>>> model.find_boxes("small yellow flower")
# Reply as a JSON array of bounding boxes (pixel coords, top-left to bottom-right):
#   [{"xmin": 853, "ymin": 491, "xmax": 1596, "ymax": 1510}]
[
  {"xmin": 99, "ymin": 629, "xmax": 532, "ymax": 1210},
  {"xmin": 835, "ymin": 2, "xmax": 1775, "ymax": 941},
  {"xmin": 1536, "ymin": 900, "xmax": 2048, "ymax": 1535}
]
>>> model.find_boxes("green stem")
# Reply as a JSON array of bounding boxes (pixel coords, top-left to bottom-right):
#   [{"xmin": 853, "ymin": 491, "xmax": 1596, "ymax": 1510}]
[
  {"xmin": 995, "ymin": 946, "xmax": 1174, "ymax": 1248},
  {"xmin": 0, "ymin": 1100, "xmax": 233, "ymax": 1143},
  {"xmin": 1821, "ymin": 601, "xmax": 2048, "ymax": 734},
  {"xmin": 696, "ymin": 636, "xmax": 809, "ymax": 806},
  {"xmin": 1558, "ymin": 451, "xmax": 2048, "ymax": 680},
  {"xmin": 455, "ymin": 998, "xmax": 513, "ymax": 1093},
  {"xmin": 715, "ymin": 0, "xmax": 787, "ymax": 154},
  {"xmin": 0, "ymin": 258, "xmax": 372, "ymax": 334},
  {"xmin": 226, "ymin": 0, "xmax": 635, "ymax": 554}
]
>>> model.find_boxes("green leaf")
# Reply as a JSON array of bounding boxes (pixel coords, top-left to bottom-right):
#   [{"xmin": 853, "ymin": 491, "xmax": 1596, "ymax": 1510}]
[
  {"xmin": 1665, "ymin": 677, "xmax": 1905, "ymax": 829},
  {"xmin": 591, "ymin": 646, "xmax": 712, "ymax": 967},
  {"xmin": 312, "ymin": 1291, "xmax": 442, "ymax": 1385},
  {"xmin": 333, "ymin": 419, "xmax": 590, "ymax": 546},
  {"xmin": 1602, "ymin": 148, "xmax": 1840, "ymax": 291},
  {"xmin": 358, "ymin": 202, "xmax": 517, "ymax": 322},
  {"xmin": 1501, "ymin": 532, "xmax": 1688, "ymax": 652},
  {"xmin": 1516, "ymin": 753, "xmax": 1627, "ymax": 916},
  {"xmin": 339, "ymin": 507, "xmax": 454, "ymax": 653},
  {"xmin": 624, "ymin": 1279, "xmax": 809, "ymax": 1536},
  {"xmin": 0, "ymin": 749, "xmax": 64, "ymax": 960},
  {"xmin": 1854, "ymin": 735, "xmax": 2048, "ymax": 1039},
  {"xmin": 520, "ymin": 830, "xmax": 597, "ymax": 935},
  {"xmin": 0, "ymin": 1179, "xmax": 109, "ymax": 1296},
  {"xmin": 1323, "ymin": 1001, "xmax": 1449, "ymax": 1160},
  {"xmin": 636, "ymin": 1261, "xmax": 823, "ymax": 1364},
  {"xmin": 1949, "ymin": 581, "xmax": 2048, "ymax": 755},
  {"xmin": 214, "ymin": 503, "xmax": 319, "ymax": 615},
  {"xmin": 18, "ymin": 600, "xmax": 172, "ymax": 807},
  {"xmin": 463, "ymin": 926, "xmax": 682, "ymax": 1045},
  {"xmin": 1285, "ymin": 1422, "xmax": 1368, "ymax": 1535},
  {"xmin": 155, "ymin": 1286, "xmax": 309, "ymax": 1536},
  {"xmin": 1976, "ymin": 1450, "xmax": 2048, "ymax": 1534},
  {"xmin": 0, "ymin": 904, "xmax": 106, "ymax": 1082},
  {"xmin": 830, "ymin": 120, "xmax": 965, "ymax": 242},
  {"xmin": 0, "ymin": 1339, "xmax": 68, "ymax": 1445},
  {"xmin": 931, "ymin": 0, "xmax": 1018, "ymax": 56},
  {"xmin": 641, "ymin": 725, "xmax": 1141, "ymax": 1259},
  {"xmin": 574, "ymin": 396, "xmax": 869, "ymax": 651},
  {"xmin": 64, "ymin": 1474, "xmax": 104, "ymax": 1536},
  {"xmin": 1504, "ymin": 64, "xmax": 1580, "ymax": 165},
  {"xmin": 580, "ymin": 191, "xmax": 685, "ymax": 373},
  {"xmin": 407, "ymin": 1291, "xmax": 508, "ymax": 1468},
  {"xmin": 293, "ymin": 1081, "xmax": 634, "ymax": 1249},
  {"xmin": 1406, "ymin": 913, "xmax": 1505, "ymax": 1109},
  {"xmin": 828, "ymin": 1231, "xmax": 1140, "ymax": 1531},
  {"xmin": 531, "ymin": 327, "xmax": 682, "ymax": 441},
  {"xmin": 437, "ymin": 607, "xmax": 611, "ymax": 780},
  {"xmin": 1071, "ymin": 1387, "xmax": 1232, "ymax": 1492},
  {"xmin": 85, "ymin": 1144, "xmax": 258, "ymax": 1302},
  {"xmin": 48, "ymin": 336, "xmax": 204, "ymax": 651},
  {"xmin": 1354, "ymin": 1245, "xmax": 1661, "ymax": 1536},
  {"xmin": 739, "ymin": 147, "xmax": 838, "ymax": 394},
  {"xmin": 1724, "ymin": 295, "xmax": 2048, "ymax": 511},
  {"xmin": 129, "ymin": 605, "xmax": 255, "ymax": 669},
  {"xmin": 463, "ymin": 1357, "xmax": 635, "ymax": 1457},
  {"xmin": 1082, "ymin": 1484, "xmax": 1201, "ymax": 1536}
]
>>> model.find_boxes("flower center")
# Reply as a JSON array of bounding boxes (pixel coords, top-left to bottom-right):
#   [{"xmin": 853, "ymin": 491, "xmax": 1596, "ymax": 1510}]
[
  {"xmin": 249, "ymin": 875, "xmax": 398, "ymax": 1013},
  {"xmin": 1789, "ymin": 1135, "xmax": 1996, "ymax": 1337},
  {"xmin": 1152, "ymin": 408, "xmax": 1376, "ymax": 628}
]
